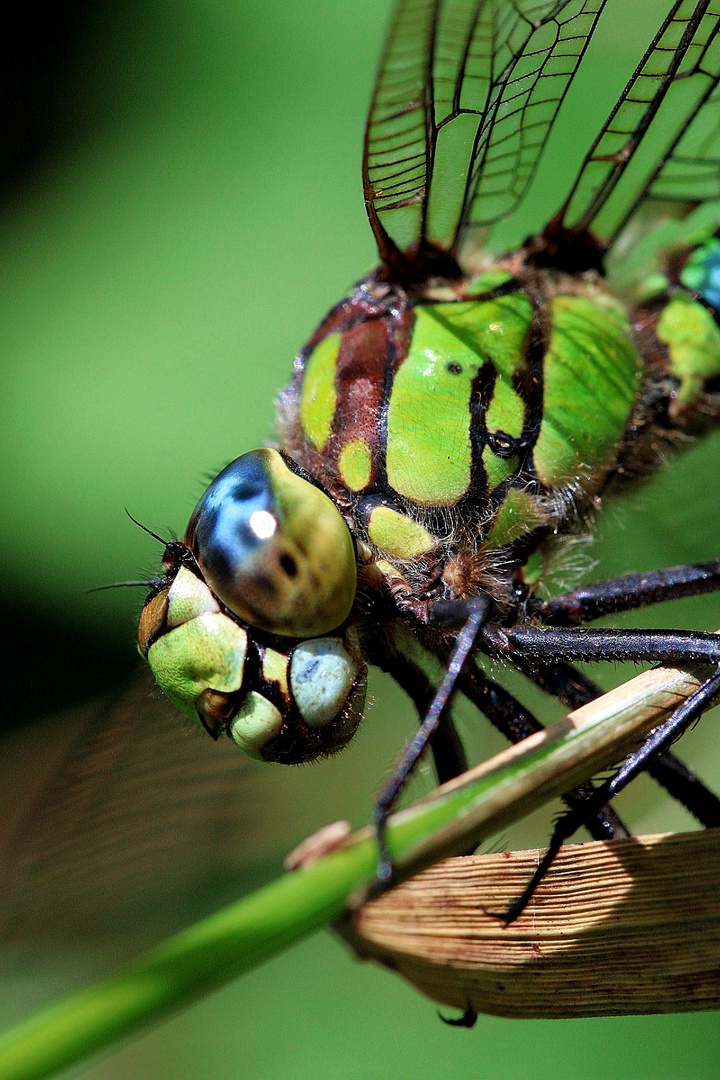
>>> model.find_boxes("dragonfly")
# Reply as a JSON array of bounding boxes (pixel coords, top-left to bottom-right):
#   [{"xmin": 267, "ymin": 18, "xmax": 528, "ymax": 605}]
[
  {"xmin": 135, "ymin": 0, "xmax": 720, "ymax": 917},
  {"xmin": 1, "ymin": 0, "xmax": 720, "ymax": 1059}
]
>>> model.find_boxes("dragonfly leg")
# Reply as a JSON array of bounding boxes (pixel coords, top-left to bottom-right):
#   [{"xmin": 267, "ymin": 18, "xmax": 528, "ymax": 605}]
[
  {"xmin": 483, "ymin": 624, "xmax": 720, "ymax": 669},
  {"xmin": 439, "ymin": 1004, "xmax": 477, "ymax": 1028},
  {"xmin": 386, "ymin": 645, "xmax": 626, "ymax": 859},
  {"xmin": 527, "ymin": 560, "xmax": 720, "ymax": 626},
  {"xmin": 484, "ymin": 626, "xmax": 720, "ymax": 814},
  {"xmin": 372, "ymin": 596, "xmax": 489, "ymax": 888},
  {"xmin": 387, "ymin": 652, "xmax": 469, "ymax": 783},
  {"xmin": 524, "ymin": 659, "xmax": 720, "ymax": 826},
  {"xmin": 456, "ymin": 663, "xmax": 628, "ymax": 841},
  {"xmin": 502, "ymin": 666, "xmax": 720, "ymax": 925}
]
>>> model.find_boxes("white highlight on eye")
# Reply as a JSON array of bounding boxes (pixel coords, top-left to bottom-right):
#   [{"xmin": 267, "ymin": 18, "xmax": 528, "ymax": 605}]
[{"xmin": 249, "ymin": 509, "xmax": 277, "ymax": 539}]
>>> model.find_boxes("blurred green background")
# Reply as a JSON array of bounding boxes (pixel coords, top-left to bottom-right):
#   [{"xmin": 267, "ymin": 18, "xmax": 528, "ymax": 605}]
[{"xmin": 1, "ymin": 0, "xmax": 720, "ymax": 1076}]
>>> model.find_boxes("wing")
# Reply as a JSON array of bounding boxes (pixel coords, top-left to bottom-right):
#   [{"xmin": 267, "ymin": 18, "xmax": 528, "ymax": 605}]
[
  {"xmin": 558, "ymin": 0, "xmax": 720, "ymax": 248},
  {"xmin": 0, "ymin": 669, "xmax": 259, "ymax": 945},
  {"xmin": 363, "ymin": 0, "xmax": 607, "ymax": 269},
  {"xmin": 0, "ymin": 668, "xmax": 349, "ymax": 950}
]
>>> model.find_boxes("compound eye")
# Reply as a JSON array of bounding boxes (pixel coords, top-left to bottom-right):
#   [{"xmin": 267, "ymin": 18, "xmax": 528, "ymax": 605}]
[{"xmin": 185, "ymin": 448, "xmax": 357, "ymax": 637}]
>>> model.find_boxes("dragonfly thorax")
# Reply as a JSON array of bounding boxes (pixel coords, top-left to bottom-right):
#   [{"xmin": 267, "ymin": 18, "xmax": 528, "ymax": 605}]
[{"xmin": 280, "ymin": 261, "xmax": 647, "ymax": 609}]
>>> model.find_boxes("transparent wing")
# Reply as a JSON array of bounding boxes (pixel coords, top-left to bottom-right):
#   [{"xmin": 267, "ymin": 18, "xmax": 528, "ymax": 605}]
[
  {"xmin": 0, "ymin": 669, "xmax": 262, "ymax": 945},
  {"xmin": 0, "ymin": 665, "xmax": 406, "ymax": 954},
  {"xmin": 363, "ymin": 0, "xmax": 606, "ymax": 266},
  {"xmin": 559, "ymin": 0, "xmax": 720, "ymax": 247},
  {"xmin": 0, "ymin": 667, "xmax": 363, "ymax": 952}
]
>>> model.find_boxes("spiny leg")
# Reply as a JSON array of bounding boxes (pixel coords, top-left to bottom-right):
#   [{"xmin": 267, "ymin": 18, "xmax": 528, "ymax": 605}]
[
  {"xmin": 377, "ymin": 562, "xmax": 720, "ymax": 820},
  {"xmin": 503, "ymin": 666, "xmax": 720, "ymax": 925},
  {"xmin": 374, "ymin": 613, "xmax": 720, "ymax": 890},
  {"xmin": 372, "ymin": 597, "xmax": 489, "ymax": 887},
  {"xmin": 387, "ymin": 643, "xmax": 627, "ymax": 847},
  {"xmin": 479, "ymin": 623, "xmax": 720, "ymax": 920},
  {"xmin": 482, "ymin": 625, "xmax": 720, "ymax": 668},
  {"xmin": 456, "ymin": 662, "xmax": 628, "ymax": 840},
  {"xmin": 387, "ymin": 652, "xmax": 469, "ymax": 784},
  {"xmin": 520, "ymin": 561, "xmax": 720, "ymax": 823},
  {"xmin": 527, "ymin": 560, "xmax": 720, "ymax": 626},
  {"xmin": 523, "ymin": 659, "xmax": 720, "ymax": 826}
]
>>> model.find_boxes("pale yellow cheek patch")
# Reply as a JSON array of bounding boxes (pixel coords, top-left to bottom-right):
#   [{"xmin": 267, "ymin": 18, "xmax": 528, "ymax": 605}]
[
  {"xmin": 338, "ymin": 438, "xmax": 372, "ymax": 491},
  {"xmin": 368, "ymin": 505, "xmax": 435, "ymax": 560},
  {"xmin": 262, "ymin": 648, "xmax": 289, "ymax": 695},
  {"xmin": 166, "ymin": 566, "xmax": 220, "ymax": 628},
  {"xmin": 147, "ymin": 613, "xmax": 247, "ymax": 719},
  {"xmin": 231, "ymin": 692, "xmax": 283, "ymax": 760}
]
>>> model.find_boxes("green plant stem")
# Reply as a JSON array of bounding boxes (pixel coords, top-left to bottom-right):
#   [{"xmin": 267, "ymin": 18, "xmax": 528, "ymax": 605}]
[{"xmin": 0, "ymin": 656, "xmax": 711, "ymax": 1080}]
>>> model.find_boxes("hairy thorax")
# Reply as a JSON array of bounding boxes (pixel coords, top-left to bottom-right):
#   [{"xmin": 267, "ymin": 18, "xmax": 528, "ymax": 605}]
[{"xmin": 279, "ymin": 252, "xmax": 720, "ymax": 612}]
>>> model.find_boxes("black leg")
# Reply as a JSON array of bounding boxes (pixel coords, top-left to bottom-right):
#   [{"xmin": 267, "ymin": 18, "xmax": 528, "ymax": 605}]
[
  {"xmin": 387, "ymin": 636, "xmax": 628, "ymax": 841},
  {"xmin": 503, "ymin": 666, "xmax": 720, "ymax": 924},
  {"xmin": 524, "ymin": 659, "xmax": 720, "ymax": 827},
  {"xmin": 527, "ymin": 560, "xmax": 720, "ymax": 626},
  {"xmin": 481, "ymin": 621, "xmax": 720, "ymax": 837},
  {"xmin": 372, "ymin": 598, "xmax": 489, "ymax": 886},
  {"xmin": 456, "ymin": 662, "xmax": 628, "ymax": 840},
  {"xmin": 482, "ymin": 625, "xmax": 720, "ymax": 668},
  {"xmin": 375, "ymin": 612, "xmax": 720, "ymax": 893},
  {"xmin": 388, "ymin": 652, "xmax": 469, "ymax": 784},
  {"xmin": 439, "ymin": 1005, "xmax": 477, "ymax": 1028}
]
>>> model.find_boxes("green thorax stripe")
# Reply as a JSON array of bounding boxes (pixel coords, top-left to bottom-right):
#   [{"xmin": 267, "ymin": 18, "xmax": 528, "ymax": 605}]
[
  {"xmin": 299, "ymin": 332, "xmax": 341, "ymax": 451},
  {"xmin": 533, "ymin": 296, "xmax": 643, "ymax": 491},
  {"xmin": 385, "ymin": 295, "xmax": 534, "ymax": 506}
]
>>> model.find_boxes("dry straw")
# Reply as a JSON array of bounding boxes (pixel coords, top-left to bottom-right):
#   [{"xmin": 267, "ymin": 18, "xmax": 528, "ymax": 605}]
[
  {"xmin": 346, "ymin": 829, "xmax": 720, "ymax": 1018},
  {"xmin": 342, "ymin": 648, "xmax": 720, "ymax": 1019}
]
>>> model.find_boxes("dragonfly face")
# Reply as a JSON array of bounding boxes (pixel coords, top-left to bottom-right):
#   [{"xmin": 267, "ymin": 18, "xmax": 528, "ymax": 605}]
[{"xmin": 139, "ymin": 448, "xmax": 366, "ymax": 763}]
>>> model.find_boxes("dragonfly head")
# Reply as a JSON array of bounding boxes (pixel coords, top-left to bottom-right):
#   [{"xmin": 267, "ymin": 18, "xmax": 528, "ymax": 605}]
[{"xmin": 138, "ymin": 449, "xmax": 366, "ymax": 763}]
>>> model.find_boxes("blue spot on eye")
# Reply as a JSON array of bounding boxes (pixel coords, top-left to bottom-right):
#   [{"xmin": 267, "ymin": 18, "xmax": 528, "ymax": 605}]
[
  {"xmin": 703, "ymin": 254, "xmax": 720, "ymax": 311},
  {"xmin": 187, "ymin": 453, "xmax": 276, "ymax": 588},
  {"xmin": 682, "ymin": 241, "xmax": 720, "ymax": 313}
]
